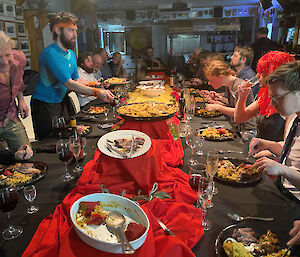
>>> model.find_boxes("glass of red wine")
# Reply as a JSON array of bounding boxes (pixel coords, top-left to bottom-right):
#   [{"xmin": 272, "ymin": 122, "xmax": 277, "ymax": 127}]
[
  {"xmin": 56, "ymin": 139, "xmax": 74, "ymax": 182},
  {"xmin": 0, "ymin": 186, "xmax": 23, "ymax": 240},
  {"xmin": 52, "ymin": 116, "xmax": 66, "ymax": 139},
  {"xmin": 188, "ymin": 164, "xmax": 206, "ymax": 208}
]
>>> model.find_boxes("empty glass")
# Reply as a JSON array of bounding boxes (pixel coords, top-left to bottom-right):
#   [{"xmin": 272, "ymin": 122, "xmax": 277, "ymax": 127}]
[
  {"xmin": 103, "ymin": 108, "xmax": 109, "ymax": 120},
  {"xmin": 24, "ymin": 185, "xmax": 39, "ymax": 214},
  {"xmin": 240, "ymin": 130, "xmax": 257, "ymax": 161},
  {"xmin": 198, "ymin": 180, "xmax": 214, "ymax": 231},
  {"xmin": 195, "ymin": 135, "xmax": 205, "ymax": 156},
  {"xmin": 185, "ymin": 133, "xmax": 199, "ymax": 166},
  {"xmin": 179, "ymin": 122, "xmax": 191, "ymax": 137}
]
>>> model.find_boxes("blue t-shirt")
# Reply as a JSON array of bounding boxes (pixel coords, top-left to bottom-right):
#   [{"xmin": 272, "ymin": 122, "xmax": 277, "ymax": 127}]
[{"xmin": 32, "ymin": 43, "xmax": 79, "ymax": 103}]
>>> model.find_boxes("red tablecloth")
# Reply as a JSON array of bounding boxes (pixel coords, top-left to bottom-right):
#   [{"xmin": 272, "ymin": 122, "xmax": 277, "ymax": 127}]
[{"xmin": 23, "ymin": 140, "xmax": 203, "ymax": 257}]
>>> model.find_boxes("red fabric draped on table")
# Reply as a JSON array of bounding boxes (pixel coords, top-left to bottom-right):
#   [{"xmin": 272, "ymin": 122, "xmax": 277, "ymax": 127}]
[
  {"xmin": 119, "ymin": 118, "xmax": 184, "ymax": 167},
  {"xmin": 23, "ymin": 140, "xmax": 203, "ymax": 257}
]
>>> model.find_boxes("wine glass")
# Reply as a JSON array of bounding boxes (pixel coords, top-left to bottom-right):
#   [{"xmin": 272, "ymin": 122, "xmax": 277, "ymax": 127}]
[
  {"xmin": 52, "ymin": 116, "xmax": 66, "ymax": 139},
  {"xmin": 24, "ymin": 185, "xmax": 39, "ymax": 214},
  {"xmin": 188, "ymin": 164, "xmax": 206, "ymax": 208},
  {"xmin": 195, "ymin": 135, "xmax": 205, "ymax": 156},
  {"xmin": 240, "ymin": 130, "xmax": 257, "ymax": 161},
  {"xmin": 185, "ymin": 133, "xmax": 199, "ymax": 166},
  {"xmin": 206, "ymin": 150, "xmax": 219, "ymax": 207},
  {"xmin": 56, "ymin": 139, "xmax": 74, "ymax": 182},
  {"xmin": 185, "ymin": 102, "xmax": 195, "ymax": 123},
  {"xmin": 103, "ymin": 107, "xmax": 109, "ymax": 120},
  {"xmin": 81, "ymin": 137, "xmax": 87, "ymax": 157},
  {"xmin": 69, "ymin": 136, "xmax": 82, "ymax": 173},
  {"xmin": 198, "ymin": 180, "xmax": 214, "ymax": 231},
  {"xmin": 179, "ymin": 122, "xmax": 191, "ymax": 138},
  {"xmin": 0, "ymin": 186, "xmax": 23, "ymax": 240},
  {"xmin": 110, "ymin": 98, "xmax": 119, "ymax": 118}
]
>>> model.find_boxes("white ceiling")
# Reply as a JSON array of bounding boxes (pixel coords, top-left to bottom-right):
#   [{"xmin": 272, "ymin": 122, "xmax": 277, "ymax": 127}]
[{"xmin": 96, "ymin": 0, "xmax": 260, "ymax": 11}]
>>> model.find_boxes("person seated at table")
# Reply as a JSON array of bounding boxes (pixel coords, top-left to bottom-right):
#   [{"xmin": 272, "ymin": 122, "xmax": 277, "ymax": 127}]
[
  {"xmin": 108, "ymin": 52, "xmax": 126, "ymax": 78},
  {"xmin": 143, "ymin": 46, "xmax": 165, "ymax": 69},
  {"xmin": 184, "ymin": 47, "xmax": 202, "ymax": 79},
  {"xmin": 234, "ymin": 51, "xmax": 295, "ymax": 142},
  {"xmin": 94, "ymin": 48, "xmax": 112, "ymax": 80},
  {"xmin": 204, "ymin": 60, "xmax": 257, "ymax": 132},
  {"xmin": 31, "ymin": 12, "xmax": 114, "ymax": 140},
  {"xmin": 0, "ymin": 31, "xmax": 31, "ymax": 152},
  {"xmin": 230, "ymin": 46, "xmax": 259, "ymax": 98},
  {"xmin": 77, "ymin": 53, "xmax": 99, "ymax": 107},
  {"xmin": 250, "ymin": 61, "xmax": 300, "ymax": 198},
  {"xmin": 0, "ymin": 144, "xmax": 33, "ymax": 165},
  {"xmin": 92, "ymin": 53, "xmax": 104, "ymax": 80}
]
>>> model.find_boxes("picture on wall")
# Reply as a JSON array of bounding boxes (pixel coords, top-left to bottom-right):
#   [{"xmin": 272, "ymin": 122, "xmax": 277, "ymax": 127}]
[
  {"xmin": 5, "ymin": 4, "xmax": 15, "ymax": 18},
  {"xmin": 12, "ymin": 38, "xmax": 18, "ymax": 49},
  {"xmin": 15, "ymin": 6, "xmax": 23, "ymax": 19},
  {"xmin": 0, "ymin": 3, "xmax": 4, "ymax": 16},
  {"xmin": 25, "ymin": 57, "xmax": 31, "ymax": 70},
  {"xmin": 0, "ymin": 21, "xmax": 3, "ymax": 31},
  {"xmin": 19, "ymin": 39, "xmax": 30, "ymax": 52},
  {"xmin": 16, "ymin": 23, "xmax": 26, "ymax": 36},
  {"xmin": 5, "ymin": 21, "xmax": 16, "ymax": 38}
]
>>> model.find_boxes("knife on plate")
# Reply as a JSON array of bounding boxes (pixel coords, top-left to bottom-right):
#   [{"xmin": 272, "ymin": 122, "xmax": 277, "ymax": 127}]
[{"xmin": 106, "ymin": 143, "xmax": 128, "ymax": 158}]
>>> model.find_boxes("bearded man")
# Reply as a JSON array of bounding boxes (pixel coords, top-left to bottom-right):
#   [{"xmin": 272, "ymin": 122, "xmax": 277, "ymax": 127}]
[{"xmin": 31, "ymin": 12, "xmax": 113, "ymax": 140}]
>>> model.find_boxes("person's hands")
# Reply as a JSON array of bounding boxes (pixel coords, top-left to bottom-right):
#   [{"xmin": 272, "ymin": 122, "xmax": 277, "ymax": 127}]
[
  {"xmin": 18, "ymin": 99, "xmax": 29, "ymax": 119},
  {"xmin": 190, "ymin": 78, "xmax": 202, "ymax": 86},
  {"xmin": 252, "ymin": 157, "xmax": 283, "ymax": 175},
  {"xmin": 199, "ymin": 90, "xmax": 210, "ymax": 96},
  {"xmin": 152, "ymin": 58, "xmax": 161, "ymax": 65},
  {"xmin": 237, "ymin": 81, "xmax": 252, "ymax": 100},
  {"xmin": 288, "ymin": 220, "xmax": 300, "ymax": 246},
  {"xmin": 206, "ymin": 104, "xmax": 220, "ymax": 112},
  {"xmin": 94, "ymin": 89, "xmax": 114, "ymax": 102},
  {"xmin": 249, "ymin": 138, "xmax": 269, "ymax": 156},
  {"xmin": 14, "ymin": 145, "xmax": 33, "ymax": 160}
]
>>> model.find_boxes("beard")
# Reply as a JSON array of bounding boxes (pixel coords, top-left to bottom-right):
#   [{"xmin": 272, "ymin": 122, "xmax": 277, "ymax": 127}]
[
  {"xmin": 80, "ymin": 64, "xmax": 94, "ymax": 74},
  {"xmin": 230, "ymin": 59, "xmax": 241, "ymax": 68},
  {"xmin": 60, "ymin": 32, "xmax": 76, "ymax": 49}
]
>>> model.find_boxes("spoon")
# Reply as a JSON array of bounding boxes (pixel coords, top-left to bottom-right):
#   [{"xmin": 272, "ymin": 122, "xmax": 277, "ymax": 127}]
[
  {"xmin": 106, "ymin": 211, "xmax": 135, "ymax": 254},
  {"xmin": 218, "ymin": 150, "xmax": 244, "ymax": 154},
  {"xmin": 228, "ymin": 213, "xmax": 274, "ymax": 222}
]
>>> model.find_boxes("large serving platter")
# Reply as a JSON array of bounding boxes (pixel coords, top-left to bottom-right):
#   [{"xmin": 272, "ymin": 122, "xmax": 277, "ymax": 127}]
[
  {"xmin": 215, "ymin": 158, "xmax": 262, "ymax": 186},
  {"xmin": 70, "ymin": 193, "xmax": 149, "ymax": 254},
  {"xmin": 98, "ymin": 130, "xmax": 151, "ymax": 159},
  {"xmin": 196, "ymin": 127, "xmax": 236, "ymax": 141},
  {"xmin": 215, "ymin": 221, "xmax": 291, "ymax": 257},
  {"xmin": 117, "ymin": 102, "xmax": 178, "ymax": 121},
  {"xmin": 0, "ymin": 161, "xmax": 47, "ymax": 191},
  {"xmin": 195, "ymin": 108, "xmax": 222, "ymax": 118}
]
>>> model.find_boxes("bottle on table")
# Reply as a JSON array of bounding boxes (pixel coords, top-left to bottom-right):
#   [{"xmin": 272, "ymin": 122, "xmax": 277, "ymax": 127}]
[
  {"xmin": 170, "ymin": 69, "xmax": 174, "ymax": 88},
  {"xmin": 178, "ymin": 91, "xmax": 186, "ymax": 120}
]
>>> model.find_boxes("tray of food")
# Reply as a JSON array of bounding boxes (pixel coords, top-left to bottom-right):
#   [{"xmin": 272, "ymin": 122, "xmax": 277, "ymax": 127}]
[
  {"xmin": 0, "ymin": 162, "xmax": 47, "ymax": 190},
  {"xmin": 70, "ymin": 193, "xmax": 149, "ymax": 253},
  {"xmin": 216, "ymin": 159, "xmax": 262, "ymax": 186},
  {"xmin": 195, "ymin": 108, "xmax": 222, "ymax": 117},
  {"xmin": 103, "ymin": 77, "xmax": 130, "ymax": 85},
  {"xmin": 117, "ymin": 102, "xmax": 178, "ymax": 121},
  {"xmin": 215, "ymin": 222, "xmax": 294, "ymax": 257},
  {"xmin": 82, "ymin": 106, "xmax": 107, "ymax": 115},
  {"xmin": 66, "ymin": 125, "xmax": 92, "ymax": 137},
  {"xmin": 196, "ymin": 127, "xmax": 236, "ymax": 141}
]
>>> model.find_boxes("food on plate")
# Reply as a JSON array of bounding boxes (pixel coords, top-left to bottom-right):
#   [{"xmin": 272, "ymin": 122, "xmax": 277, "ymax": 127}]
[
  {"xmin": 195, "ymin": 97, "xmax": 208, "ymax": 103},
  {"xmin": 117, "ymin": 102, "xmax": 178, "ymax": 118},
  {"xmin": 104, "ymin": 77, "xmax": 128, "ymax": 84},
  {"xmin": 217, "ymin": 160, "xmax": 259, "ymax": 182},
  {"xmin": 0, "ymin": 163, "xmax": 42, "ymax": 187},
  {"xmin": 197, "ymin": 127, "xmax": 234, "ymax": 140},
  {"xmin": 223, "ymin": 228, "xmax": 291, "ymax": 257},
  {"xmin": 196, "ymin": 108, "xmax": 221, "ymax": 116},
  {"xmin": 108, "ymin": 137, "xmax": 145, "ymax": 154},
  {"xmin": 76, "ymin": 201, "xmax": 146, "ymax": 243},
  {"xmin": 86, "ymin": 106, "xmax": 106, "ymax": 114},
  {"xmin": 76, "ymin": 125, "xmax": 91, "ymax": 135}
]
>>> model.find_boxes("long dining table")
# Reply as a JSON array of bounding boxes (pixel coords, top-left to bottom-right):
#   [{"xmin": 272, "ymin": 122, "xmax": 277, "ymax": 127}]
[{"xmin": 0, "ymin": 98, "xmax": 300, "ymax": 257}]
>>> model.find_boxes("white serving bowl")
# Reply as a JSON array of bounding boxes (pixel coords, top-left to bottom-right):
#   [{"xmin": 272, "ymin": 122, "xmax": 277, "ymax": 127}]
[
  {"xmin": 70, "ymin": 193, "xmax": 149, "ymax": 254},
  {"xmin": 141, "ymin": 87, "xmax": 165, "ymax": 97},
  {"xmin": 139, "ymin": 80, "xmax": 164, "ymax": 86}
]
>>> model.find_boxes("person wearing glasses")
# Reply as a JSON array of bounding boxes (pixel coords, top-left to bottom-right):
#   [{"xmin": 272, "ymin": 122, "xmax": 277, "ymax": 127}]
[{"xmin": 249, "ymin": 61, "xmax": 300, "ymax": 196}]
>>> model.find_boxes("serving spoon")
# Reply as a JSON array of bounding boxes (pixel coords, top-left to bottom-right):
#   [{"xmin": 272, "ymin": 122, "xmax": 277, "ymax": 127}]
[
  {"xmin": 106, "ymin": 211, "xmax": 135, "ymax": 254},
  {"xmin": 228, "ymin": 213, "xmax": 274, "ymax": 222}
]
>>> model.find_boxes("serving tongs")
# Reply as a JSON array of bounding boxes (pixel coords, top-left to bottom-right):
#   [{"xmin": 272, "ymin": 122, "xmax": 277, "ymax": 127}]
[{"xmin": 106, "ymin": 142, "xmax": 128, "ymax": 159}]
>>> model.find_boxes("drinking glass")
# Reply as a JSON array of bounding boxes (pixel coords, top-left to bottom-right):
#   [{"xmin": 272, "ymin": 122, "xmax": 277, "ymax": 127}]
[
  {"xmin": 69, "ymin": 136, "xmax": 82, "ymax": 173},
  {"xmin": 81, "ymin": 137, "xmax": 87, "ymax": 157},
  {"xmin": 195, "ymin": 135, "xmax": 205, "ymax": 156},
  {"xmin": 52, "ymin": 116, "xmax": 66, "ymax": 139},
  {"xmin": 185, "ymin": 133, "xmax": 199, "ymax": 166},
  {"xmin": 179, "ymin": 122, "xmax": 191, "ymax": 137},
  {"xmin": 240, "ymin": 130, "xmax": 257, "ymax": 161},
  {"xmin": 0, "ymin": 186, "xmax": 23, "ymax": 240},
  {"xmin": 206, "ymin": 150, "xmax": 219, "ymax": 206},
  {"xmin": 110, "ymin": 98, "xmax": 119, "ymax": 118},
  {"xmin": 188, "ymin": 164, "xmax": 206, "ymax": 208},
  {"xmin": 185, "ymin": 102, "xmax": 195, "ymax": 123},
  {"xmin": 103, "ymin": 108, "xmax": 109, "ymax": 120},
  {"xmin": 24, "ymin": 185, "xmax": 39, "ymax": 214},
  {"xmin": 56, "ymin": 139, "xmax": 74, "ymax": 182},
  {"xmin": 198, "ymin": 180, "xmax": 214, "ymax": 231}
]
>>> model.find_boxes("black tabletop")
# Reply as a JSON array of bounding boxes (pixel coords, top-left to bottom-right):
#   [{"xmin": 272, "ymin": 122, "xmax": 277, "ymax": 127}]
[{"xmin": 0, "ymin": 106, "xmax": 299, "ymax": 257}]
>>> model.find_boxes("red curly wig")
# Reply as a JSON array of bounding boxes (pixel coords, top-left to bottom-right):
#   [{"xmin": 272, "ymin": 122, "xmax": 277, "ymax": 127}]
[{"xmin": 256, "ymin": 51, "xmax": 295, "ymax": 116}]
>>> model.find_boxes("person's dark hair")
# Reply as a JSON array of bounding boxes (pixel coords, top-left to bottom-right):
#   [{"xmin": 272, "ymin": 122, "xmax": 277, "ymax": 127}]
[
  {"xmin": 208, "ymin": 53, "xmax": 224, "ymax": 62},
  {"xmin": 263, "ymin": 61, "xmax": 300, "ymax": 91},
  {"xmin": 145, "ymin": 47, "xmax": 153, "ymax": 51},
  {"xmin": 198, "ymin": 50, "xmax": 211, "ymax": 60},
  {"xmin": 258, "ymin": 27, "xmax": 268, "ymax": 36},
  {"xmin": 94, "ymin": 48, "xmax": 106, "ymax": 56},
  {"xmin": 77, "ymin": 53, "xmax": 92, "ymax": 68},
  {"xmin": 49, "ymin": 12, "xmax": 78, "ymax": 40},
  {"xmin": 234, "ymin": 46, "xmax": 254, "ymax": 66}
]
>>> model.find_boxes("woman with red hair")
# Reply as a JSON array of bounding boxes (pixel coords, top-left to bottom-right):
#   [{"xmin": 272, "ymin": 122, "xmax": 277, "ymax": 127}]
[{"xmin": 234, "ymin": 51, "xmax": 295, "ymax": 141}]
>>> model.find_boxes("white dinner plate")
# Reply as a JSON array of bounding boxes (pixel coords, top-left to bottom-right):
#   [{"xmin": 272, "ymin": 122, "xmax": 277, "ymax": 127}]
[{"xmin": 98, "ymin": 130, "xmax": 152, "ymax": 159}]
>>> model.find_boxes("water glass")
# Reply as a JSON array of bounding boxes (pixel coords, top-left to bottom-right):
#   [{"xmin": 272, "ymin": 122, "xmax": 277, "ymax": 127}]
[{"xmin": 24, "ymin": 185, "xmax": 39, "ymax": 214}]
